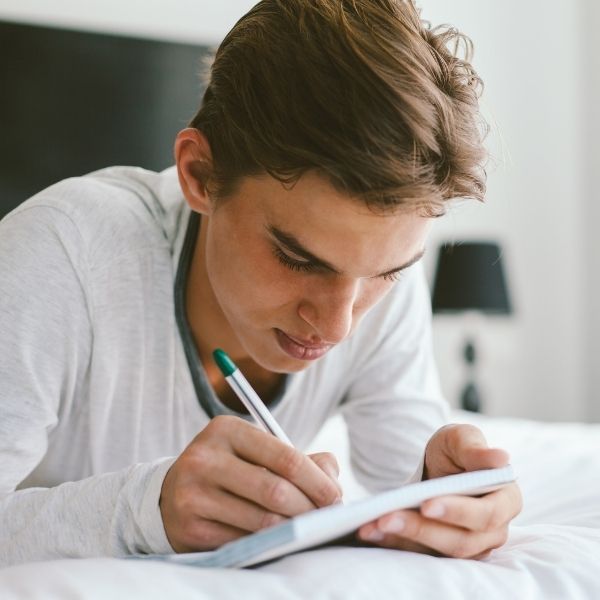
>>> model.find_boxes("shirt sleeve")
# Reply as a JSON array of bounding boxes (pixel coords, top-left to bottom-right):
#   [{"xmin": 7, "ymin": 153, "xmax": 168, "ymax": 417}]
[
  {"xmin": 339, "ymin": 264, "xmax": 449, "ymax": 493},
  {"xmin": 0, "ymin": 205, "xmax": 174, "ymax": 567}
]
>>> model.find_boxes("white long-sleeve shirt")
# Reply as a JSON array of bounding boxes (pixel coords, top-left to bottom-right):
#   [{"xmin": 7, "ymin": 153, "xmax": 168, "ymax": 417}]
[{"xmin": 0, "ymin": 166, "xmax": 448, "ymax": 567}]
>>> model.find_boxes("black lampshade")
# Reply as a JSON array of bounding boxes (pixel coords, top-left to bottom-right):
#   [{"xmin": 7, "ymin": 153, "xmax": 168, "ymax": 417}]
[{"xmin": 431, "ymin": 242, "xmax": 512, "ymax": 314}]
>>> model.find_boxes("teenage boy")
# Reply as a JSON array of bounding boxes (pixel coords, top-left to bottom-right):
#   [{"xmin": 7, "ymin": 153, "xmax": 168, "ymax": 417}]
[{"xmin": 0, "ymin": 0, "xmax": 521, "ymax": 566}]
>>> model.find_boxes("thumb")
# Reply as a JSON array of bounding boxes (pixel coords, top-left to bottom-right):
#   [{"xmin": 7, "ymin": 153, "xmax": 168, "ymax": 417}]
[
  {"xmin": 427, "ymin": 424, "xmax": 510, "ymax": 476},
  {"xmin": 450, "ymin": 425, "xmax": 510, "ymax": 471}
]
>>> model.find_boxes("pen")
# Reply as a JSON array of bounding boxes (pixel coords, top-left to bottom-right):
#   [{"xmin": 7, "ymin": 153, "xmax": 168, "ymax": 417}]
[{"xmin": 212, "ymin": 348, "xmax": 294, "ymax": 447}]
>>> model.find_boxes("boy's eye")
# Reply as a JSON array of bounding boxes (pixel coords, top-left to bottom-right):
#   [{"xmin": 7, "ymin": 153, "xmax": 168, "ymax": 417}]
[
  {"xmin": 381, "ymin": 270, "xmax": 403, "ymax": 283},
  {"xmin": 272, "ymin": 247, "xmax": 316, "ymax": 272},
  {"xmin": 272, "ymin": 245, "xmax": 403, "ymax": 283}
]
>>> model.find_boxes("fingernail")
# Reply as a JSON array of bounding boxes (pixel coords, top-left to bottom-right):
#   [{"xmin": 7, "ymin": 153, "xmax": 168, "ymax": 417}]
[
  {"xmin": 422, "ymin": 502, "xmax": 445, "ymax": 518},
  {"xmin": 380, "ymin": 515, "xmax": 405, "ymax": 534},
  {"xmin": 364, "ymin": 529, "xmax": 385, "ymax": 542}
]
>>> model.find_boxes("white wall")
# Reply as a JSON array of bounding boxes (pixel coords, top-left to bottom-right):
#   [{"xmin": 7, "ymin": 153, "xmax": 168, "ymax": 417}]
[
  {"xmin": 0, "ymin": 1, "xmax": 594, "ymax": 421},
  {"xmin": 582, "ymin": 0, "xmax": 600, "ymax": 422},
  {"xmin": 419, "ymin": 1, "xmax": 588, "ymax": 421}
]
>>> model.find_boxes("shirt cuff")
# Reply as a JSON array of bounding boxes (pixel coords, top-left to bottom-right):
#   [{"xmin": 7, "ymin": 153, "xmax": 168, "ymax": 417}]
[
  {"xmin": 406, "ymin": 453, "xmax": 425, "ymax": 483},
  {"xmin": 136, "ymin": 456, "xmax": 177, "ymax": 554}
]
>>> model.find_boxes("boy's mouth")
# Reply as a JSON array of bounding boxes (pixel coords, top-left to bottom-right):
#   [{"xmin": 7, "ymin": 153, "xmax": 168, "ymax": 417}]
[{"xmin": 274, "ymin": 329, "xmax": 332, "ymax": 360}]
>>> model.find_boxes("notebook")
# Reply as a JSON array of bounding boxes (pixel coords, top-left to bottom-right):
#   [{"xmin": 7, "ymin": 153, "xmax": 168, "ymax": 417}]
[{"xmin": 131, "ymin": 465, "xmax": 515, "ymax": 569}]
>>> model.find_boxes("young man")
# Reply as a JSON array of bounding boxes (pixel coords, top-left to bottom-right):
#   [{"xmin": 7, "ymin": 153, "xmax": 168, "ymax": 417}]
[{"xmin": 0, "ymin": 0, "xmax": 521, "ymax": 565}]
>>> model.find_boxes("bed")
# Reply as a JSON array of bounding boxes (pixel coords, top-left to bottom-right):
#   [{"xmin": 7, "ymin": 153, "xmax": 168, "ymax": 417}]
[{"xmin": 1, "ymin": 410, "xmax": 599, "ymax": 600}]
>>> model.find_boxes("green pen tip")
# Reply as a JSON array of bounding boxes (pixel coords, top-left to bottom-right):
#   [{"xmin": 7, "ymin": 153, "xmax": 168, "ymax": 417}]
[{"xmin": 212, "ymin": 348, "xmax": 237, "ymax": 377}]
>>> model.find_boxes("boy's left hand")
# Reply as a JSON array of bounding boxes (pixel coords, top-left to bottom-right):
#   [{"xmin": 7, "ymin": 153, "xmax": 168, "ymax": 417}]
[{"xmin": 357, "ymin": 424, "xmax": 522, "ymax": 559}]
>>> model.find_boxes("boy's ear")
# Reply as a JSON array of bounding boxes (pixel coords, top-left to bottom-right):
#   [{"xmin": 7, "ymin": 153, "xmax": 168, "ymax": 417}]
[{"xmin": 174, "ymin": 128, "xmax": 213, "ymax": 215}]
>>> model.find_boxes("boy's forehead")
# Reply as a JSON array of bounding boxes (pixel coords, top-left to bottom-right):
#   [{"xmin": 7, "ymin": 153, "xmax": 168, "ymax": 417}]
[
  {"xmin": 237, "ymin": 171, "xmax": 406, "ymax": 221},
  {"xmin": 229, "ymin": 172, "xmax": 431, "ymax": 244}
]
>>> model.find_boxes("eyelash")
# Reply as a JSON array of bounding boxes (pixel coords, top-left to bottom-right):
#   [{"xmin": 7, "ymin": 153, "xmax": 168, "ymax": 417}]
[
  {"xmin": 273, "ymin": 247, "xmax": 314, "ymax": 272},
  {"xmin": 272, "ymin": 247, "xmax": 403, "ymax": 283}
]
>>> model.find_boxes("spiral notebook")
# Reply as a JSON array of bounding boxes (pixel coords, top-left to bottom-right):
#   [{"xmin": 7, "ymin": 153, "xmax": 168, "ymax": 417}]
[{"xmin": 131, "ymin": 465, "xmax": 515, "ymax": 569}]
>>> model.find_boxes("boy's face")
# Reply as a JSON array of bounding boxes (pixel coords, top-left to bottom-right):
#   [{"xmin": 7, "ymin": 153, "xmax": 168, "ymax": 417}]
[{"xmin": 197, "ymin": 171, "xmax": 433, "ymax": 374}]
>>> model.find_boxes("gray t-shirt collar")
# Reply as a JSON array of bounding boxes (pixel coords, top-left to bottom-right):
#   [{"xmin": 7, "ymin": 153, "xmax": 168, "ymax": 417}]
[{"xmin": 173, "ymin": 210, "xmax": 288, "ymax": 419}]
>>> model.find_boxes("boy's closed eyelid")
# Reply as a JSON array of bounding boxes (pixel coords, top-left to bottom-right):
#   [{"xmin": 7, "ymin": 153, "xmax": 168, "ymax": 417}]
[
  {"xmin": 272, "ymin": 246, "xmax": 318, "ymax": 272},
  {"xmin": 273, "ymin": 245, "xmax": 402, "ymax": 283},
  {"xmin": 279, "ymin": 247, "xmax": 312, "ymax": 264}
]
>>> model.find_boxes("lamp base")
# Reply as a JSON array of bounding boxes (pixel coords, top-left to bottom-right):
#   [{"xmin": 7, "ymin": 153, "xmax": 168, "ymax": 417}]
[{"xmin": 461, "ymin": 381, "xmax": 481, "ymax": 413}]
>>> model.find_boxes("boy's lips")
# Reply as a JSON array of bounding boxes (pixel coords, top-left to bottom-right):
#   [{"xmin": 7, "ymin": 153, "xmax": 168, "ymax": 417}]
[{"xmin": 275, "ymin": 329, "xmax": 332, "ymax": 360}]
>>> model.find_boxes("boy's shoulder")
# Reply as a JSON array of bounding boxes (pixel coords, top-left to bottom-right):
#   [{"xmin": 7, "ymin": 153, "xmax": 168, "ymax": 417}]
[{"xmin": 4, "ymin": 166, "xmax": 187, "ymax": 267}]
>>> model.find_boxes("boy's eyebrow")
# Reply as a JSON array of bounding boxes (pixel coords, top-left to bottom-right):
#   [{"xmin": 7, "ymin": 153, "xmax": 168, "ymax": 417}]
[{"xmin": 267, "ymin": 225, "xmax": 425, "ymax": 278}]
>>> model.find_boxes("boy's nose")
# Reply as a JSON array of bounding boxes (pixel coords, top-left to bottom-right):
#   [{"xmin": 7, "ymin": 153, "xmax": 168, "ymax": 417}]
[{"xmin": 297, "ymin": 279, "xmax": 360, "ymax": 344}]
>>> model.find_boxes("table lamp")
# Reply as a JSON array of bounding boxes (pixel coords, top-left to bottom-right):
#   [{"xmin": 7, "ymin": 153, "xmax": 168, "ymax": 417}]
[{"xmin": 431, "ymin": 241, "xmax": 512, "ymax": 412}]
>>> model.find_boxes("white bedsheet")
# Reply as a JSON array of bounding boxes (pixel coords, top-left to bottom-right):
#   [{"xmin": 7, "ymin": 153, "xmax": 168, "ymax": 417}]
[{"xmin": 1, "ymin": 410, "xmax": 599, "ymax": 600}]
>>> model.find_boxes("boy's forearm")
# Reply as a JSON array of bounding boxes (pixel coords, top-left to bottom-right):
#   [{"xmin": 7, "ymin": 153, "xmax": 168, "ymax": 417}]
[{"xmin": 0, "ymin": 458, "xmax": 175, "ymax": 568}]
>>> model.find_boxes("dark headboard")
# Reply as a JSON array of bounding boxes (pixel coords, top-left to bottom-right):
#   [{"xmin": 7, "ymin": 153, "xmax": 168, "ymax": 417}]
[{"xmin": 0, "ymin": 20, "xmax": 209, "ymax": 218}]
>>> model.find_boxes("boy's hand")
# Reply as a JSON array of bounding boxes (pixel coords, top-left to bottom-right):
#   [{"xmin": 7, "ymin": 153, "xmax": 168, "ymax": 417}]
[
  {"xmin": 160, "ymin": 415, "xmax": 342, "ymax": 553},
  {"xmin": 357, "ymin": 424, "xmax": 522, "ymax": 559}
]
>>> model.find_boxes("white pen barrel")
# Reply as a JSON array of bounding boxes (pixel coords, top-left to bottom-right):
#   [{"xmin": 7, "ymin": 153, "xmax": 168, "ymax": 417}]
[{"xmin": 226, "ymin": 371, "xmax": 294, "ymax": 446}]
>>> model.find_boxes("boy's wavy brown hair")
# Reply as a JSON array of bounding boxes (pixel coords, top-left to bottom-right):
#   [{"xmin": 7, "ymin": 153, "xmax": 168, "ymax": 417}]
[{"xmin": 190, "ymin": 0, "xmax": 488, "ymax": 217}]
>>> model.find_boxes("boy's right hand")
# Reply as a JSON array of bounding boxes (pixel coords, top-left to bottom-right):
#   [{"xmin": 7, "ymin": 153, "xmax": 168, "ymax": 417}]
[{"xmin": 159, "ymin": 415, "xmax": 342, "ymax": 553}]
